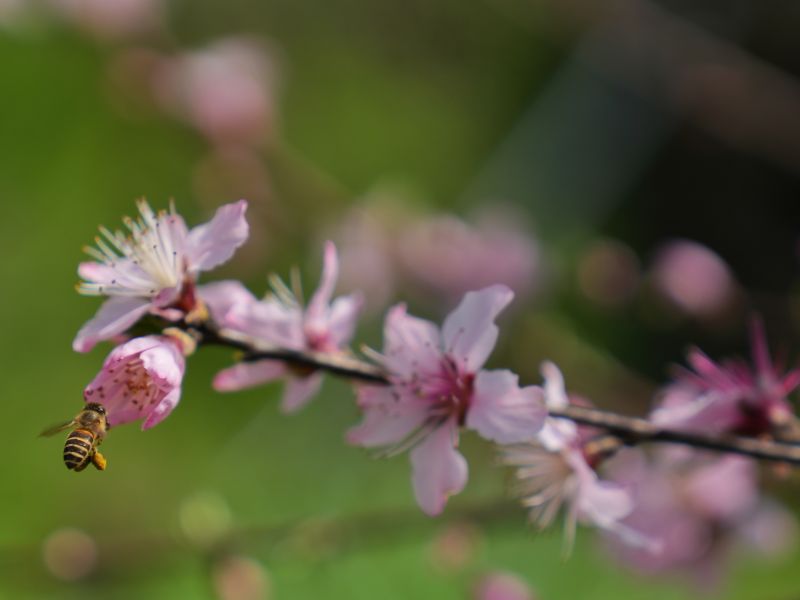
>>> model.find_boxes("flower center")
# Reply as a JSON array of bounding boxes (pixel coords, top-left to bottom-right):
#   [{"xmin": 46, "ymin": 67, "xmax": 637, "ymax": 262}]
[
  {"xmin": 425, "ymin": 357, "xmax": 475, "ymax": 426},
  {"xmin": 79, "ymin": 200, "xmax": 186, "ymax": 298},
  {"xmin": 87, "ymin": 357, "xmax": 161, "ymax": 415}
]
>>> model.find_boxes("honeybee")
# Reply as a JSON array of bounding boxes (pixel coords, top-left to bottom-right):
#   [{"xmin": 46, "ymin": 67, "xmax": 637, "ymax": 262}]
[{"xmin": 40, "ymin": 403, "xmax": 109, "ymax": 472}]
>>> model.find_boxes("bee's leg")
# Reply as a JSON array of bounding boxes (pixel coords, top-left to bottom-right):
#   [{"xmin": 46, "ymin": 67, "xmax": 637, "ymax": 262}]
[{"xmin": 92, "ymin": 452, "xmax": 107, "ymax": 471}]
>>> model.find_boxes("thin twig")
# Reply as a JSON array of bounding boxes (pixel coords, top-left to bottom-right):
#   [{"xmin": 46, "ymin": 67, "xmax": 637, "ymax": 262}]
[{"xmin": 203, "ymin": 326, "xmax": 800, "ymax": 466}]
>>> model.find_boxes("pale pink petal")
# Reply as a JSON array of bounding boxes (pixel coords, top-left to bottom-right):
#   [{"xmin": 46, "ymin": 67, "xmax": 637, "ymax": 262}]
[
  {"xmin": 213, "ymin": 361, "xmax": 287, "ymax": 391},
  {"xmin": 140, "ymin": 339, "xmax": 186, "ymax": 387},
  {"xmin": 77, "ymin": 261, "xmax": 117, "ymax": 283},
  {"xmin": 410, "ymin": 420, "xmax": 468, "ymax": 516},
  {"xmin": 383, "ymin": 303, "xmax": 442, "ymax": 379},
  {"xmin": 228, "ymin": 299, "xmax": 304, "ymax": 349},
  {"xmin": 142, "ymin": 388, "xmax": 181, "ymax": 430},
  {"xmin": 466, "ymin": 370, "xmax": 545, "ymax": 444},
  {"xmin": 650, "ymin": 388, "xmax": 741, "ymax": 433},
  {"xmin": 281, "ymin": 373, "xmax": 324, "ymax": 413},
  {"xmin": 326, "ymin": 292, "xmax": 364, "ymax": 347},
  {"xmin": 152, "ymin": 286, "xmax": 181, "ymax": 307},
  {"xmin": 578, "ymin": 479, "xmax": 635, "ymax": 528},
  {"xmin": 541, "ymin": 361, "xmax": 568, "ymax": 409},
  {"xmin": 197, "ymin": 280, "xmax": 257, "ymax": 325},
  {"xmin": 683, "ymin": 456, "xmax": 757, "ymax": 521},
  {"xmin": 73, "ymin": 297, "xmax": 151, "ymax": 352},
  {"xmin": 537, "ymin": 361, "xmax": 577, "ymax": 449},
  {"xmin": 442, "ymin": 285, "xmax": 513, "ymax": 372},
  {"xmin": 185, "ymin": 199, "xmax": 249, "ymax": 273},
  {"xmin": 306, "ymin": 241, "xmax": 338, "ymax": 322},
  {"xmin": 347, "ymin": 386, "xmax": 429, "ymax": 447}
]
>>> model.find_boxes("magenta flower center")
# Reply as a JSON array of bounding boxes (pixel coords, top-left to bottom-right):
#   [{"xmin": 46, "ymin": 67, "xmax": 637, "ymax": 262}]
[{"xmin": 413, "ymin": 357, "xmax": 475, "ymax": 426}]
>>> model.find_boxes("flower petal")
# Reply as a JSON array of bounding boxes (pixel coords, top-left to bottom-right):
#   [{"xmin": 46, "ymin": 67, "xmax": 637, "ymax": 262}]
[
  {"xmin": 466, "ymin": 370, "xmax": 546, "ymax": 444},
  {"xmin": 73, "ymin": 297, "xmax": 151, "ymax": 352},
  {"xmin": 228, "ymin": 298, "xmax": 304, "ymax": 349},
  {"xmin": 383, "ymin": 303, "xmax": 442, "ymax": 379},
  {"xmin": 185, "ymin": 199, "xmax": 249, "ymax": 273},
  {"xmin": 347, "ymin": 385, "xmax": 429, "ymax": 447},
  {"xmin": 142, "ymin": 388, "xmax": 182, "ymax": 430},
  {"xmin": 442, "ymin": 285, "xmax": 513, "ymax": 372},
  {"xmin": 326, "ymin": 292, "xmax": 364, "ymax": 347},
  {"xmin": 537, "ymin": 361, "xmax": 577, "ymax": 449},
  {"xmin": 578, "ymin": 479, "xmax": 635, "ymax": 529},
  {"xmin": 410, "ymin": 420, "xmax": 468, "ymax": 516},
  {"xmin": 306, "ymin": 241, "xmax": 338, "ymax": 322},
  {"xmin": 140, "ymin": 338, "xmax": 186, "ymax": 388},
  {"xmin": 197, "ymin": 280, "xmax": 257, "ymax": 325},
  {"xmin": 281, "ymin": 373, "xmax": 324, "ymax": 413},
  {"xmin": 213, "ymin": 361, "xmax": 287, "ymax": 391},
  {"xmin": 541, "ymin": 361, "xmax": 568, "ymax": 409}
]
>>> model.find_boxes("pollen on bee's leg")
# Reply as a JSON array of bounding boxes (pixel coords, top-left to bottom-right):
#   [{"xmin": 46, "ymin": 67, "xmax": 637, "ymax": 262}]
[{"xmin": 92, "ymin": 452, "xmax": 107, "ymax": 471}]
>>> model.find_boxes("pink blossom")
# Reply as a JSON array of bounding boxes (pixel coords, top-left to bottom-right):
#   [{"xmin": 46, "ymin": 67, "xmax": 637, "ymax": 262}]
[
  {"xmin": 650, "ymin": 317, "xmax": 800, "ymax": 436},
  {"xmin": 330, "ymin": 199, "xmax": 541, "ymax": 313},
  {"xmin": 395, "ymin": 209, "xmax": 541, "ymax": 305},
  {"xmin": 649, "ymin": 239, "xmax": 737, "ymax": 318},
  {"xmin": 83, "ymin": 335, "xmax": 185, "ymax": 429},
  {"xmin": 347, "ymin": 285, "xmax": 545, "ymax": 516},
  {"xmin": 74, "ymin": 199, "xmax": 249, "ymax": 352},
  {"xmin": 153, "ymin": 38, "xmax": 277, "ymax": 148},
  {"xmin": 213, "ymin": 242, "xmax": 363, "ymax": 413},
  {"xmin": 605, "ymin": 447, "xmax": 794, "ymax": 585},
  {"xmin": 502, "ymin": 362, "xmax": 653, "ymax": 553}
]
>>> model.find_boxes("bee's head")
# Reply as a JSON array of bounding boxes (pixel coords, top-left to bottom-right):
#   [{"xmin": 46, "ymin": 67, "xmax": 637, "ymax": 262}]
[{"xmin": 85, "ymin": 403, "xmax": 106, "ymax": 416}]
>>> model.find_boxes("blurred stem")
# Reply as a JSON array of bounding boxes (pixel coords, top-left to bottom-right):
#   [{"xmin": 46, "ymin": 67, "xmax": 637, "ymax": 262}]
[{"xmin": 198, "ymin": 325, "xmax": 800, "ymax": 466}]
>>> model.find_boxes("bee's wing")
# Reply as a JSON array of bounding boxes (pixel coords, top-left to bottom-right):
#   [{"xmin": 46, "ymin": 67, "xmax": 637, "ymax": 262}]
[{"xmin": 39, "ymin": 419, "xmax": 77, "ymax": 437}]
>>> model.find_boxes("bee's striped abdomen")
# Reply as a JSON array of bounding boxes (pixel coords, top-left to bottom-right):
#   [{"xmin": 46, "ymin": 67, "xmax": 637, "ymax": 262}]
[{"xmin": 64, "ymin": 429, "xmax": 96, "ymax": 471}]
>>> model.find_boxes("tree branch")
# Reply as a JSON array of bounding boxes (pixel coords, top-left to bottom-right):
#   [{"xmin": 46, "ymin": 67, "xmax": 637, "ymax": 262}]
[{"xmin": 203, "ymin": 326, "xmax": 800, "ymax": 466}]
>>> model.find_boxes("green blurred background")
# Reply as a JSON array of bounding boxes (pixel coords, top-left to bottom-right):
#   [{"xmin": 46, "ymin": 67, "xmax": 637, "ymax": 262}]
[{"xmin": 1, "ymin": 0, "xmax": 800, "ymax": 598}]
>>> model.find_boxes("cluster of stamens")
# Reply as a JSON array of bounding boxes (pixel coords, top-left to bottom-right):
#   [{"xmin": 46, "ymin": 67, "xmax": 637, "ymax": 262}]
[
  {"xmin": 78, "ymin": 200, "xmax": 185, "ymax": 297},
  {"xmin": 85, "ymin": 357, "xmax": 160, "ymax": 413}
]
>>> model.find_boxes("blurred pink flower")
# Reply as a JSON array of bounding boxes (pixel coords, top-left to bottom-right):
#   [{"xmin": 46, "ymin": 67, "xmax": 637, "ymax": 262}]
[
  {"xmin": 474, "ymin": 571, "xmax": 536, "ymax": 600},
  {"xmin": 330, "ymin": 199, "xmax": 541, "ymax": 314},
  {"xmin": 606, "ymin": 447, "xmax": 794, "ymax": 585},
  {"xmin": 396, "ymin": 210, "xmax": 541, "ymax": 305},
  {"xmin": 650, "ymin": 317, "xmax": 800, "ymax": 436},
  {"xmin": 348, "ymin": 285, "xmax": 546, "ymax": 516},
  {"xmin": 83, "ymin": 335, "xmax": 185, "ymax": 429},
  {"xmin": 649, "ymin": 239, "xmax": 737, "ymax": 318},
  {"xmin": 153, "ymin": 38, "xmax": 278, "ymax": 148},
  {"xmin": 74, "ymin": 199, "xmax": 249, "ymax": 352},
  {"xmin": 503, "ymin": 362, "xmax": 654, "ymax": 554},
  {"xmin": 47, "ymin": 0, "xmax": 162, "ymax": 39},
  {"xmin": 213, "ymin": 242, "xmax": 363, "ymax": 413}
]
